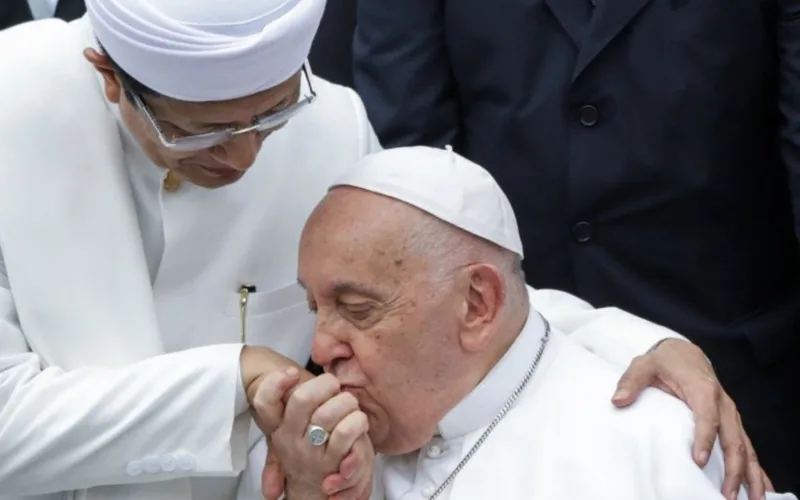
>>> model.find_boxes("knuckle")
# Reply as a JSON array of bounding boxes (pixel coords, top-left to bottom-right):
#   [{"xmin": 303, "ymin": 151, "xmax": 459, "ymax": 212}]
[
  {"xmin": 630, "ymin": 354, "xmax": 651, "ymax": 369},
  {"xmin": 702, "ymin": 379, "xmax": 722, "ymax": 399},
  {"xmin": 727, "ymin": 441, "xmax": 747, "ymax": 460},
  {"xmin": 711, "ymin": 385, "xmax": 723, "ymax": 402},
  {"xmin": 339, "ymin": 391, "xmax": 359, "ymax": 409},
  {"xmin": 290, "ymin": 386, "xmax": 313, "ymax": 406},
  {"xmin": 354, "ymin": 411, "xmax": 369, "ymax": 432},
  {"xmin": 320, "ymin": 373, "xmax": 342, "ymax": 391},
  {"xmin": 331, "ymin": 424, "xmax": 358, "ymax": 443}
]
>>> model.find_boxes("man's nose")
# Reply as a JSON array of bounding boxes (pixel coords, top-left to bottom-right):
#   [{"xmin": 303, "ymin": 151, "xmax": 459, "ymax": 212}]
[
  {"xmin": 210, "ymin": 131, "xmax": 262, "ymax": 171},
  {"xmin": 311, "ymin": 328, "xmax": 353, "ymax": 368}
]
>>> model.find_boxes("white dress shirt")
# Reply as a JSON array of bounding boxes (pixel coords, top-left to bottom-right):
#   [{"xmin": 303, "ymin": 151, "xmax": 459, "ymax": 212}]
[{"xmin": 26, "ymin": 0, "xmax": 58, "ymax": 20}]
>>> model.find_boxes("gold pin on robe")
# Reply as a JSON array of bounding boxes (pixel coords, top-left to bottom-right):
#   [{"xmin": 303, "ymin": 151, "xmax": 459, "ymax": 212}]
[{"xmin": 163, "ymin": 171, "xmax": 181, "ymax": 192}]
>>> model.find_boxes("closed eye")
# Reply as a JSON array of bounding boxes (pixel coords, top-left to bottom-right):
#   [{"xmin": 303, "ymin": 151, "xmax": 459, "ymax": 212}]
[{"xmin": 340, "ymin": 303, "xmax": 373, "ymax": 321}]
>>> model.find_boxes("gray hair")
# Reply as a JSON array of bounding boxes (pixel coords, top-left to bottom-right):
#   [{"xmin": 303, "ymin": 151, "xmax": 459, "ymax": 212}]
[{"xmin": 401, "ymin": 212, "xmax": 528, "ymax": 314}]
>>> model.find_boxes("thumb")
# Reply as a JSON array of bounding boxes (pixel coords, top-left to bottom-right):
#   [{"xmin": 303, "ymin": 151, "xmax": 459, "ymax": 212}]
[
  {"xmin": 612, "ymin": 356, "xmax": 657, "ymax": 407},
  {"xmin": 262, "ymin": 445, "xmax": 285, "ymax": 500}
]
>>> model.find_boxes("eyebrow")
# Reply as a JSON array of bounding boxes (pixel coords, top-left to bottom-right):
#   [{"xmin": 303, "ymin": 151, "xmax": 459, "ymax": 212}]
[
  {"xmin": 187, "ymin": 96, "xmax": 294, "ymax": 129},
  {"xmin": 296, "ymin": 279, "xmax": 385, "ymax": 300}
]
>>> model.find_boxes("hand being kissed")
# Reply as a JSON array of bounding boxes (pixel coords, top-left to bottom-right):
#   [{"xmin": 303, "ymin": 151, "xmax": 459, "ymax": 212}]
[{"xmin": 252, "ymin": 368, "xmax": 374, "ymax": 500}]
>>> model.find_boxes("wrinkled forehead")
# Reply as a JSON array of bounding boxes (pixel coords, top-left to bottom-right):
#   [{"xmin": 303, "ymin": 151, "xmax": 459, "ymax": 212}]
[{"xmin": 298, "ymin": 190, "xmax": 413, "ymax": 289}]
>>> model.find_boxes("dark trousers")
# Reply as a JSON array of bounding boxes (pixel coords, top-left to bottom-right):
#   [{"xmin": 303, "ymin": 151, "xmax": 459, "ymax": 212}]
[{"xmin": 693, "ymin": 336, "xmax": 800, "ymax": 494}]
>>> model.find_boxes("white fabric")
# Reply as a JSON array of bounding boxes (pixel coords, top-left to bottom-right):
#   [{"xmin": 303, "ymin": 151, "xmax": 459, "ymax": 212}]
[
  {"xmin": 85, "ymin": 0, "xmax": 326, "ymax": 101},
  {"xmin": 332, "ymin": 145, "xmax": 524, "ymax": 256},
  {"xmin": 373, "ymin": 289, "xmax": 799, "ymax": 500},
  {"xmin": 116, "ymin": 106, "xmax": 255, "ymax": 500},
  {"xmin": 0, "ymin": 16, "xmax": 379, "ymax": 500},
  {"xmin": 26, "ymin": 0, "xmax": 58, "ymax": 19}
]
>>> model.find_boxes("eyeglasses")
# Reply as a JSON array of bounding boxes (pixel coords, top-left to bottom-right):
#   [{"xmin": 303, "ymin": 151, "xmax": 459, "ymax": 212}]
[{"xmin": 125, "ymin": 65, "xmax": 316, "ymax": 153}]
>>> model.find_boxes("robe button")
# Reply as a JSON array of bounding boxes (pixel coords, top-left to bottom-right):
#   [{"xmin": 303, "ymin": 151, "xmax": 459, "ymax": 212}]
[
  {"xmin": 142, "ymin": 455, "xmax": 161, "ymax": 474},
  {"xmin": 160, "ymin": 454, "xmax": 178, "ymax": 472},
  {"xmin": 125, "ymin": 460, "xmax": 143, "ymax": 477},
  {"xmin": 174, "ymin": 450, "xmax": 197, "ymax": 471},
  {"xmin": 427, "ymin": 445, "xmax": 444, "ymax": 458}
]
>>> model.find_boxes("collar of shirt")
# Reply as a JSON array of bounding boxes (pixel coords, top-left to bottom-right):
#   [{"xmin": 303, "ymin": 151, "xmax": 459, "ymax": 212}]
[
  {"xmin": 436, "ymin": 292, "xmax": 546, "ymax": 441},
  {"xmin": 27, "ymin": 0, "xmax": 58, "ymax": 20}
]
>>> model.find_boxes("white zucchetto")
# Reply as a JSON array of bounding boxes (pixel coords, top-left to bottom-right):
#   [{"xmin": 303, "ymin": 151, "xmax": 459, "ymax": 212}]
[
  {"xmin": 331, "ymin": 146, "xmax": 524, "ymax": 257},
  {"xmin": 85, "ymin": 0, "xmax": 326, "ymax": 102}
]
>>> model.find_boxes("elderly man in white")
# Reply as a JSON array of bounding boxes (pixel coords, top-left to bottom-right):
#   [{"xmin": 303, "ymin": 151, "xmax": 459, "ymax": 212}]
[
  {"xmin": 0, "ymin": 1, "xmax": 770, "ymax": 499},
  {"xmin": 255, "ymin": 146, "xmax": 794, "ymax": 500}
]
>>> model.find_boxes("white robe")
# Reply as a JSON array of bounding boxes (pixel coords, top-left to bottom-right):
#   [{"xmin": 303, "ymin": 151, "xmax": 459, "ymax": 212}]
[
  {"xmin": 0, "ymin": 15, "xmax": 690, "ymax": 500},
  {"xmin": 373, "ymin": 288, "xmax": 798, "ymax": 500},
  {"xmin": 0, "ymin": 14, "xmax": 378, "ymax": 500}
]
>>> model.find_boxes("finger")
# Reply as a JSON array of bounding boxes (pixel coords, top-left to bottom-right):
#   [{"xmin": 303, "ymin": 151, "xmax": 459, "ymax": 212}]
[
  {"xmin": 322, "ymin": 449, "xmax": 358, "ymax": 495},
  {"xmin": 339, "ymin": 448, "xmax": 360, "ymax": 480},
  {"xmin": 686, "ymin": 381, "xmax": 722, "ymax": 466},
  {"xmin": 284, "ymin": 373, "xmax": 341, "ymax": 436},
  {"xmin": 612, "ymin": 355, "xmax": 658, "ymax": 407},
  {"xmin": 325, "ymin": 411, "xmax": 370, "ymax": 468},
  {"xmin": 252, "ymin": 367, "xmax": 301, "ymax": 434},
  {"xmin": 329, "ymin": 489, "xmax": 362, "ymax": 500},
  {"xmin": 322, "ymin": 472, "xmax": 348, "ymax": 496},
  {"xmin": 741, "ymin": 433, "xmax": 765, "ymax": 500},
  {"xmin": 310, "ymin": 392, "xmax": 360, "ymax": 436},
  {"xmin": 716, "ymin": 398, "xmax": 748, "ymax": 499},
  {"xmin": 262, "ymin": 443, "xmax": 285, "ymax": 500}
]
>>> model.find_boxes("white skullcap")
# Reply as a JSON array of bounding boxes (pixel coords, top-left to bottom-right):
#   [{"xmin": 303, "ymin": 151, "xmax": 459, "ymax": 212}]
[
  {"xmin": 331, "ymin": 146, "xmax": 524, "ymax": 257},
  {"xmin": 85, "ymin": 0, "xmax": 326, "ymax": 102}
]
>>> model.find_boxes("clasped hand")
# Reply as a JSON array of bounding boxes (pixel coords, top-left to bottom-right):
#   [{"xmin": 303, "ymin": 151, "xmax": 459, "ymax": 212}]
[{"xmin": 252, "ymin": 368, "xmax": 374, "ymax": 500}]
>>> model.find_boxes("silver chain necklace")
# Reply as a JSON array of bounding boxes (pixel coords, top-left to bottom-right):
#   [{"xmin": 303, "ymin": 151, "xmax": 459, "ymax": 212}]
[{"xmin": 427, "ymin": 316, "xmax": 551, "ymax": 500}]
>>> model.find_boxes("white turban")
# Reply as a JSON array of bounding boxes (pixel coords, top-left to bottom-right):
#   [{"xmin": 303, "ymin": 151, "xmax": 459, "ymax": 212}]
[
  {"xmin": 85, "ymin": 0, "xmax": 326, "ymax": 102},
  {"xmin": 331, "ymin": 146, "xmax": 525, "ymax": 257}
]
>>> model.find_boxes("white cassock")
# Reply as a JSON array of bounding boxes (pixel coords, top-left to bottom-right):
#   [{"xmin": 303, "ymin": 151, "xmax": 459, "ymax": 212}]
[
  {"xmin": 371, "ymin": 287, "xmax": 798, "ymax": 500},
  {"xmin": 0, "ymin": 13, "xmax": 703, "ymax": 500}
]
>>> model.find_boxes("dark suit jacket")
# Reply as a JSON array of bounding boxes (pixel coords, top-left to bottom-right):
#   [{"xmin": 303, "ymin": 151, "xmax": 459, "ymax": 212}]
[
  {"xmin": 1, "ymin": 0, "xmax": 85, "ymax": 30},
  {"xmin": 354, "ymin": 0, "xmax": 800, "ymax": 364},
  {"xmin": 309, "ymin": 0, "xmax": 356, "ymax": 87}
]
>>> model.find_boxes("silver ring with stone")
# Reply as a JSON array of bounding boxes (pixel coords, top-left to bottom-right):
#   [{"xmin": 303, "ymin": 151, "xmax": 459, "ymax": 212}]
[{"xmin": 306, "ymin": 424, "xmax": 330, "ymax": 447}]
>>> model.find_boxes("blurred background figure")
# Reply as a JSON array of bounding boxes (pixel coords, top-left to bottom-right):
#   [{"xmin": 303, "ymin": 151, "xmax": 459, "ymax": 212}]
[
  {"xmin": 308, "ymin": 0, "xmax": 356, "ymax": 87},
  {"xmin": 1, "ymin": 0, "xmax": 85, "ymax": 29},
  {"xmin": 353, "ymin": 0, "xmax": 800, "ymax": 494}
]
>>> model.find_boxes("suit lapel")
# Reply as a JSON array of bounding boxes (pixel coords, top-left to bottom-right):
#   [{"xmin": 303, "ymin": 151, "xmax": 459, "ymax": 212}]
[
  {"xmin": 543, "ymin": 0, "xmax": 595, "ymax": 48},
  {"xmin": 571, "ymin": 0, "xmax": 653, "ymax": 81},
  {"xmin": 0, "ymin": 0, "xmax": 33, "ymax": 27}
]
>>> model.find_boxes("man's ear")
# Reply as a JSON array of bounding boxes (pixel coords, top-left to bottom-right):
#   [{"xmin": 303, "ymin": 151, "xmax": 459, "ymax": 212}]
[
  {"xmin": 458, "ymin": 263, "xmax": 505, "ymax": 353},
  {"xmin": 83, "ymin": 48, "xmax": 123, "ymax": 104}
]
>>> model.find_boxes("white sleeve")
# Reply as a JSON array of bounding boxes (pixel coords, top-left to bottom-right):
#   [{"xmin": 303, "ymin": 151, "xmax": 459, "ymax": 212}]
[
  {"xmin": 348, "ymin": 87, "xmax": 383, "ymax": 155},
  {"xmin": 0, "ymin": 252, "xmax": 250, "ymax": 496},
  {"xmin": 236, "ymin": 435, "xmax": 268, "ymax": 500},
  {"xmin": 530, "ymin": 287, "xmax": 686, "ymax": 370}
]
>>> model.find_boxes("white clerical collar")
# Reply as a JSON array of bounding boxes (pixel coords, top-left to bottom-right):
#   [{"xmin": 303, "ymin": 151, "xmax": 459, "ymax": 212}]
[{"xmin": 437, "ymin": 287, "xmax": 546, "ymax": 440}]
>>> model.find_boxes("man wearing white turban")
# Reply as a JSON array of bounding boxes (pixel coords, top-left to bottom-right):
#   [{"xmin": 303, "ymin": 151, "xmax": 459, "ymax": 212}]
[{"xmin": 0, "ymin": 1, "xmax": 768, "ymax": 500}]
